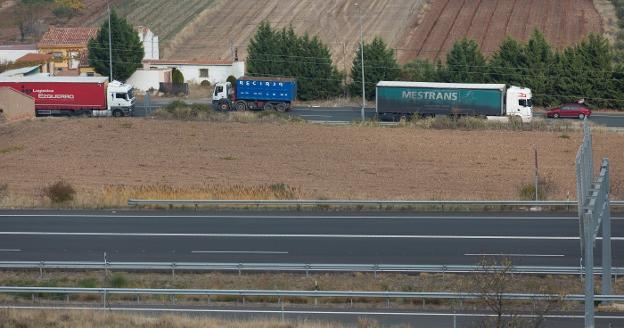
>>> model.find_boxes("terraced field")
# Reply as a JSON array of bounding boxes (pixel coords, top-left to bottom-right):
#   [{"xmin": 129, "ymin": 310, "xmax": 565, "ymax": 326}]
[
  {"xmin": 398, "ymin": 0, "xmax": 603, "ymax": 62},
  {"xmin": 163, "ymin": 0, "xmax": 426, "ymax": 69}
]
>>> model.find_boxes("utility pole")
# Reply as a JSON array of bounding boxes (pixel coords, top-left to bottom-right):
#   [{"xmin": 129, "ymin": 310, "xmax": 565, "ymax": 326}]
[
  {"xmin": 108, "ymin": 1, "xmax": 113, "ymax": 82},
  {"xmin": 356, "ymin": 2, "xmax": 365, "ymax": 121}
]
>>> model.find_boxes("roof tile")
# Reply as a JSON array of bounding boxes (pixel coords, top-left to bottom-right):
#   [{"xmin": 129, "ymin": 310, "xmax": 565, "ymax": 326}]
[{"xmin": 38, "ymin": 27, "xmax": 99, "ymax": 47}]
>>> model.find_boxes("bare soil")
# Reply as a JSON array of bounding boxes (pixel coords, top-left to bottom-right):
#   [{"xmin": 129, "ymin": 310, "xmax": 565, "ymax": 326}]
[
  {"xmin": 0, "ymin": 118, "xmax": 623, "ymax": 204},
  {"xmin": 399, "ymin": 0, "xmax": 603, "ymax": 62},
  {"xmin": 164, "ymin": 0, "xmax": 426, "ymax": 70}
]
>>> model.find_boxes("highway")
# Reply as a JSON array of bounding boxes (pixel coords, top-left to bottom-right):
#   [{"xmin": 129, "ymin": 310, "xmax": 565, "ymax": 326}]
[
  {"xmin": 135, "ymin": 100, "xmax": 624, "ymax": 127},
  {"xmin": 0, "ymin": 210, "xmax": 621, "ymax": 266}
]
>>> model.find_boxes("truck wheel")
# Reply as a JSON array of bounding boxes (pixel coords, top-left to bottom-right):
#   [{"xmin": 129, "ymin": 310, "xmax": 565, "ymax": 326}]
[
  {"xmin": 235, "ymin": 101, "xmax": 247, "ymax": 111},
  {"xmin": 218, "ymin": 101, "xmax": 230, "ymax": 111},
  {"xmin": 276, "ymin": 103, "xmax": 287, "ymax": 112},
  {"xmin": 218, "ymin": 103, "xmax": 229, "ymax": 111},
  {"xmin": 553, "ymin": 113, "xmax": 560, "ymax": 119},
  {"xmin": 113, "ymin": 109, "xmax": 123, "ymax": 117},
  {"xmin": 263, "ymin": 103, "xmax": 273, "ymax": 111},
  {"xmin": 578, "ymin": 113, "xmax": 585, "ymax": 119}
]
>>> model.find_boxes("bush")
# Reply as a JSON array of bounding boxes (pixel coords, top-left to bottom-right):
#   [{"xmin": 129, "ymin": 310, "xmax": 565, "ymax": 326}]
[
  {"xmin": 0, "ymin": 183, "xmax": 7, "ymax": 200},
  {"xmin": 200, "ymin": 80, "xmax": 211, "ymax": 87},
  {"xmin": 518, "ymin": 175, "xmax": 557, "ymax": 200},
  {"xmin": 110, "ymin": 273, "xmax": 128, "ymax": 288},
  {"xmin": 172, "ymin": 68, "xmax": 184, "ymax": 84},
  {"xmin": 78, "ymin": 278, "xmax": 98, "ymax": 288},
  {"xmin": 44, "ymin": 180, "xmax": 76, "ymax": 203},
  {"xmin": 53, "ymin": 6, "xmax": 74, "ymax": 18}
]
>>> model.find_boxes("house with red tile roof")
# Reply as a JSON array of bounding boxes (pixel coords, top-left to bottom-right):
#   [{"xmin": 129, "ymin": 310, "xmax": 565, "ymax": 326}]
[{"xmin": 37, "ymin": 27, "xmax": 99, "ymax": 76}]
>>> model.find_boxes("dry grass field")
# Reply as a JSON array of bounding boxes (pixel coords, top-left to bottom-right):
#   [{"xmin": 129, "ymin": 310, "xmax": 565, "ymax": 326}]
[
  {"xmin": 0, "ymin": 118, "xmax": 623, "ymax": 207},
  {"xmin": 0, "ymin": 309, "xmax": 353, "ymax": 328}
]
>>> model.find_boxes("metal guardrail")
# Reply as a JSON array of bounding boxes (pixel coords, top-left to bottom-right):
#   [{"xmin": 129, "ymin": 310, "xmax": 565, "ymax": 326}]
[
  {"xmin": 127, "ymin": 199, "xmax": 624, "ymax": 208},
  {"xmin": 2, "ymin": 261, "xmax": 623, "ymax": 276},
  {"xmin": 0, "ymin": 286, "xmax": 620, "ymax": 302}
]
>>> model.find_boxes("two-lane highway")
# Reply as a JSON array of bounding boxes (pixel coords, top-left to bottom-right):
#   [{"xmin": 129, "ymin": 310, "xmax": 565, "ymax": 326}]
[{"xmin": 0, "ymin": 210, "xmax": 621, "ymax": 266}]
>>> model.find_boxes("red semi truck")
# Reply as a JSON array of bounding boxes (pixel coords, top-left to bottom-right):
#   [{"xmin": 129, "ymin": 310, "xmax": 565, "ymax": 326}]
[{"xmin": 0, "ymin": 76, "xmax": 135, "ymax": 117}]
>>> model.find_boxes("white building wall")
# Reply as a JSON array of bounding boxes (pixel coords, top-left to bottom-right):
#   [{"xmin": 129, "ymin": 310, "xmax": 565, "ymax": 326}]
[
  {"xmin": 0, "ymin": 49, "xmax": 38, "ymax": 63},
  {"xmin": 145, "ymin": 62, "xmax": 245, "ymax": 85},
  {"xmin": 127, "ymin": 68, "xmax": 171, "ymax": 92},
  {"xmin": 137, "ymin": 28, "xmax": 160, "ymax": 61}
]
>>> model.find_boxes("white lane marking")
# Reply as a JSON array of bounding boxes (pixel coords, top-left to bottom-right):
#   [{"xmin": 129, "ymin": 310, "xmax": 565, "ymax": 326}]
[
  {"xmin": 0, "ymin": 214, "xmax": 610, "ymax": 220},
  {"xmin": 464, "ymin": 253, "xmax": 564, "ymax": 257},
  {"xmin": 2, "ymin": 305, "xmax": 624, "ymax": 320},
  {"xmin": 0, "ymin": 231, "xmax": 621, "ymax": 240},
  {"xmin": 191, "ymin": 250, "xmax": 288, "ymax": 254},
  {"xmin": 0, "ymin": 249, "xmax": 21, "ymax": 252}
]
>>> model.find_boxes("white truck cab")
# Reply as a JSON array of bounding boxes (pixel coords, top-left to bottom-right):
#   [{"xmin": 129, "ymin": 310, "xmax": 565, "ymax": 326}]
[
  {"xmin": 505, "ymin": 86, "xmax": 533, "ymax": 122},
  {"xmin": 107, "ymin": 80, "xmax": 135, "ymax": 117},
  {"xmin": 212, "ymin": 81, "xmax": 233, "ymax": 111}
]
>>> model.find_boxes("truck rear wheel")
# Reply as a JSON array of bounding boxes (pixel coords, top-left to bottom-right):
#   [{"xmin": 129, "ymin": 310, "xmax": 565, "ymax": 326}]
[
  {"xmin": 276, "ymin": 103, "xmax": 287, "ymax": 112},
  {"xmin": 113, "ymin": 109, "xmax": 123, "ymax": 117},
  {"xmin": 263, "ymin": 103, "xmax": 273, "ymax": 111},
  {"xmin": 235, "ymin": 101, "xmax": 247, "ymax": 111}
]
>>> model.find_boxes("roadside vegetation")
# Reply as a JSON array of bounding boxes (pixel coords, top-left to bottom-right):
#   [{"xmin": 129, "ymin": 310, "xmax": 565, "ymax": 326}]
[
  {"xmin": 0, "ymin": 309, "xmax": 350, "ymax": 328},
  {"xmin": 2, "ymin": 263, "xmax": 619, "ymax": 327},
  {"xmin": 154, "ymin": 101, "xmax": 302, "ymax": 123}
]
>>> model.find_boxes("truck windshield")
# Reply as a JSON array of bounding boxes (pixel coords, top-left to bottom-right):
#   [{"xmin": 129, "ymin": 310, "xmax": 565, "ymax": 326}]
[
  {"xmin": 127, "ymin": 90, "xmax": 134, "ymax": 99},
  {"xmin": 519, "ymin": 99, "xmax": 532, "ymax": 107}
]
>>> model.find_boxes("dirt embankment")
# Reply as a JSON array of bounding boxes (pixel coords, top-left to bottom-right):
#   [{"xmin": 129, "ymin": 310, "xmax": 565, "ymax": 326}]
[{"xmin": 0, "ymin": 118, "xmax": 622, "ymax": 205}]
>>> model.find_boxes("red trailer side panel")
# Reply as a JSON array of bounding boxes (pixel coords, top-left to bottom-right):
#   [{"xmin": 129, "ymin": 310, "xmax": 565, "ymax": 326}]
[{"xmin": 0, "ymin": 80, "xmax": 107, "ymax": 111}]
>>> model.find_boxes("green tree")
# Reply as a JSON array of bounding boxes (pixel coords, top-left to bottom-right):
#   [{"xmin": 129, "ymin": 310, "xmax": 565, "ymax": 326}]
[
  {"xmin": 349, "ymin": 37, "xmax": 400, "ymax": 100},
  {"xmin": 247, "ymin": 21, "xmax": 343, "ymax": 100},
  {"xmin": 401, "ymin": 59, "xmax": 441, "ymax": 82},
  {"xmin": 444, "ymin": 38, "xmax": 487, "ymax": 83},
  {"xmin": 88, "ymin": 9, "xmax": 143, "ymax": 81},
  {"xmin": 524, "ymin": 30, "xmax": 556, "ymax": 106},
  {"xmin": 488, "ymin": 37, "xmax": 527, "ymax": 86},
  {"xmin": 246, "ymin": 21, "xmax": 278, "ymax": 75}
]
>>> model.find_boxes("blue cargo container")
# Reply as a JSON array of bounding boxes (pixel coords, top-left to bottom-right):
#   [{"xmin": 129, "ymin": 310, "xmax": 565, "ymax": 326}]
[{"xmin": 212, "ymin": 77, "xmax": 297, "ymax": 112}]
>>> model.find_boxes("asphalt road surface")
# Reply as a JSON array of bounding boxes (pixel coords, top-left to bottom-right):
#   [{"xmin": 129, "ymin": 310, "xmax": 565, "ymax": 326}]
[
  {"xmin": 0, "ymin": 210, "xmax": 621, "ymax": 266},
  {"xmin": 135, "ymin": 99, "xmax": 624, "ymax": 127}
]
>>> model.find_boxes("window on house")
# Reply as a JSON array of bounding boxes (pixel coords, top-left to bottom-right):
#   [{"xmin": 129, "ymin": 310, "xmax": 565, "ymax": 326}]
[
  {"xmin": 199, "ymin": 68, "xmax": 209, "ymax": 78},
  {"xmin": 53, "ymin": 52, "xmax": 63, "ymax": 59},
  {"xmin": 86, "ymin": 72, "xmax": 95, "ymax": 77}
]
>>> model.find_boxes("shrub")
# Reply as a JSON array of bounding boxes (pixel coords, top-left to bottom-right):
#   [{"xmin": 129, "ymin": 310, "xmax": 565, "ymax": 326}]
[
  {"xmin": 172, "ymin": 68, "xmax": 184, "ymax": 84},
  {"xmin": 0, "ymin": 183, "xmax": 7, "ymax": 200},
  {"xmin": 518, "ymin": 175, "xmax": 557, "ymax": 200},
  {"xmin": 110, "ymin": 273, "xmax": 128, "ymax": 288},
  {"xmin": 44, "ymin": 180, "xmax": 76, "ymax": 203},
  {"xmin": 78, "ymin": 278, "xmax": 98, "ymax": 288},
  {"xmin": 200, "ymin": 80, "xmax": 211, "ymax": 87}
]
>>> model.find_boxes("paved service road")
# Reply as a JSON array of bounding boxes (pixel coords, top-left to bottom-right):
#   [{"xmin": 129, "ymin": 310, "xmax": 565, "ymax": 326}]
[{"xmin": 0, "ymin": 210, "xmax": 621, "ymax": 266}]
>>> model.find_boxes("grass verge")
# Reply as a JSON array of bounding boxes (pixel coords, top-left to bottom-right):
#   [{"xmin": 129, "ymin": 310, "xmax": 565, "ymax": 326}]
[{"xmin": 153, "ymin": 101, "xmax": 302, "ymax": 123}]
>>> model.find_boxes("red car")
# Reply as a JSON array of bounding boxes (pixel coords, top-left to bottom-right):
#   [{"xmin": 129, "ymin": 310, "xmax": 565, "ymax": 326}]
[{"xmin": 546, "ymin": 103, "xmax": 591, "ymax": 119}]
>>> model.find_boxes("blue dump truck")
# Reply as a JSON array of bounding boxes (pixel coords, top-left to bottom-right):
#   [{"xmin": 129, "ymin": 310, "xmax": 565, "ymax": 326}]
[
  {"xmin": 212, "ymin": 76, "xmax": 297, "ymax": 112},
  {"xmin": 376, "ymin": 81, "xmax": 533, "ymax": 122}
]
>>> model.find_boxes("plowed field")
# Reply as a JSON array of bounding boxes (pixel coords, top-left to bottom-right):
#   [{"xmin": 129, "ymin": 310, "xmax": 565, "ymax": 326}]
[
  {"xmin": 1, "ymin": 119, "xmax": 623, "ymax": 202},
  {"xmin": 164, "ymin": 0, "xmax": 426, "ymax": 70},
  {"xmin": 398, "ymin": 0, "xmax": 603, "ymax": 63}
]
